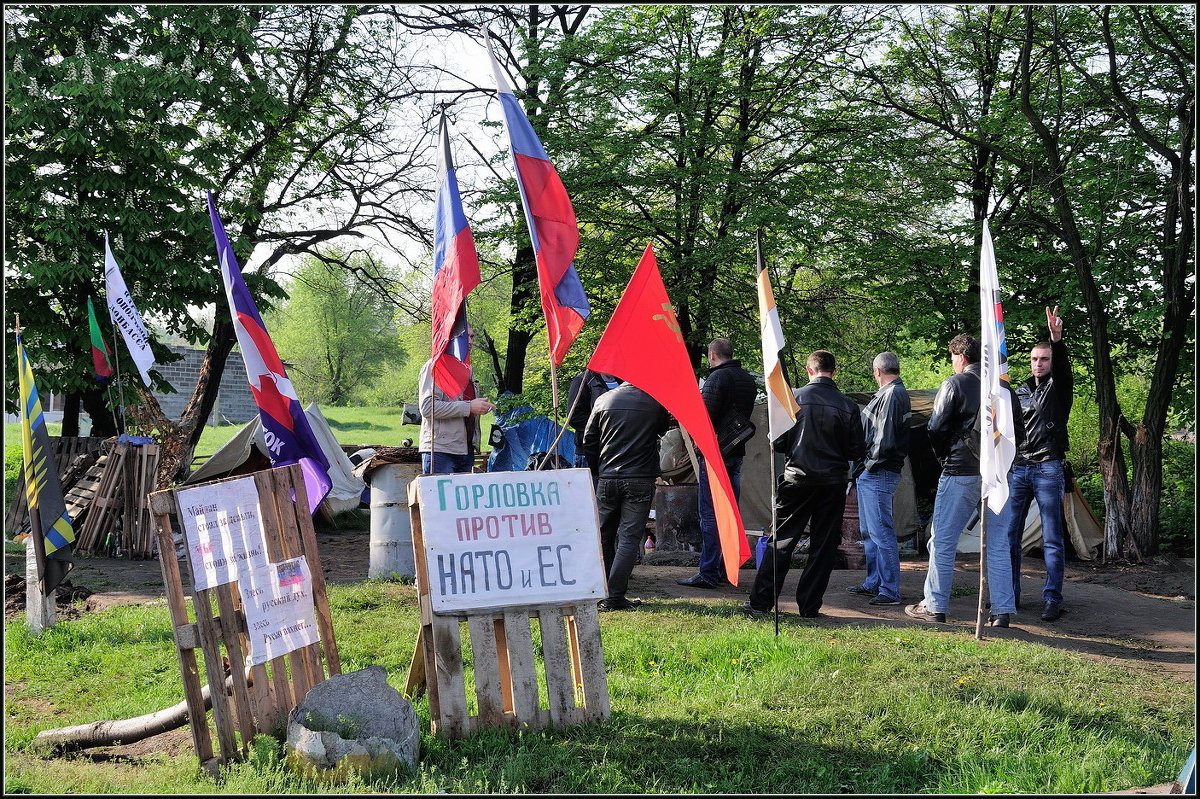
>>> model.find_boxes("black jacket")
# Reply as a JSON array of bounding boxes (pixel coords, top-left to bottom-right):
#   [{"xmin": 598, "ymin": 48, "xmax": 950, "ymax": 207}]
[
  {"xmin": 702, "ymin": 359, "xmax": 758, "ymax": 458},
  {"xmin": 1015, "ymin": 339, "xmax": 1073, "ymax": 464},
  {"xmin": 860, "ymin": 377, "xmax": 911, "ymax": 474},
  {"xmin": 928, "ymin": 364, "xmax": 982, "ymax": 476},
  {"xmin": 776, "ymin": 376, "xmax": 866, "ymax": 486},
  {"xmin": 567, "ymin": 371, "xmax": 615, "ymax": 448},
  {"xmin": 582, "ymin": 384, "xmax": 669, "ymax": 481}
]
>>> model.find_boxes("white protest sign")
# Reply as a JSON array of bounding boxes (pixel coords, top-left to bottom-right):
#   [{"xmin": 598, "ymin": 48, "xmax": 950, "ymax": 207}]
[
  {"xmin": 414, "ymin": 468, "xmax": 607, "ymax": 613},
  {"xmin": 177, "ymin": 476, "xmax": 269, "ymax": 591},
  {"xmin": 238, "ymin": 556, "xmax": 320, "ymax": 666}
]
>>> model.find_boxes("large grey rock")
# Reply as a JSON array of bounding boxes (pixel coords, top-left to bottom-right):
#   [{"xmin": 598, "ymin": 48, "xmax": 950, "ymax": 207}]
[{"xmin": 285, "ymin": 666, "xmax": 420, "ymax": 783}]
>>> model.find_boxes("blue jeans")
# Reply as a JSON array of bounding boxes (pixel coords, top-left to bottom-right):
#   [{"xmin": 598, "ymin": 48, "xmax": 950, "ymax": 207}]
[
  {"xmin": 596, "ymin": 478, "xmax": 656, "ymax": 601},
  {"xmin": 921, "ymin": 473, "xmax": 1016, "ymax": 615},
  {"xmin": 856, "ymin": 468, "xmax": 902, "ymax": 601},
  {"xmin": 696, "ymin": 456, "xmax": 744, "ymax": 582},
  {"xmin": 422, "ymin": 452, "xmax": 474, "ymax": 475},
  {"xmin": 1001, "ymin": 460, "xmax": 1067, "ymax": 607}
]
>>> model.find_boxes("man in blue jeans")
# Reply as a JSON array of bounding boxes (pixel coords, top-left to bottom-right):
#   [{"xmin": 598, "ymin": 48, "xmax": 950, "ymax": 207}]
[
  {"xmin": 677, "ymin": 338, "xmax": 757, "ymax": 589},
  {"xmin": 905, "ymin": 335, "xmax": 1019, "ymax": 627},
  {"xmin": 582, "ymin": 383, "xmax": 669, "ymax": 611},
  {"xmin": 1001, "ymin": 305, "xmax": 1074, "ymax": 622},
  {"xmin": 847, "ymin": 352, "xmax": 911, "ymax": 606}
]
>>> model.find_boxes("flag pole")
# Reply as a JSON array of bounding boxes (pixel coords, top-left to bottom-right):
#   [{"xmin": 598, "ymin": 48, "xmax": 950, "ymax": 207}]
[
  {"xmin": 15, "ymin": 315, "xmax": 58, "ymax": 631},
  {"xmin": 975, "ymin": 498, "xmax": 989, "ymax": 640},
  {"xmin": 538, "ymin": 375, "xmax": 587, "ymax": 471}
]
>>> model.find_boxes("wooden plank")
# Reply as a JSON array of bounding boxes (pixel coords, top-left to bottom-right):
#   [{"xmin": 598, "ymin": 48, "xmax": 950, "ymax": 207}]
[
  {"xmin": 502, "ymin": 608, "xmax": 542, "ymax": 728},
  {"xmin": 538, "ymin": 607, "xmax": 578, "ymax": 728},
  {"xmin": 493, "ymin": 617, "xmax": 515, "ymax": 715},
  {"xmin": 430, "ymin": 615, "xmax": 467, "ymax": 739},
  {"xmin": 191, "ymin": 587, "xmax": 239, "ymax": 763},
  {"xmin": 265, "ymin": 655, "xmax": 294, "ymax": 735},
  {"xmin": 279, "ymin": 465, "xmax": 340, "ymax": 676},
  {"xmin": 467, "ymin": 614, "xmax": 511, "ymax": 729},
  {"xmin": 213, "ymin": 583, "xmax": 254, "ymax": 755},
  {"xmin": 154, "ymin": 508, "xmax": 213, "ymax": 764},
  {"xmin": 566, "ymin": 610, "xmax": 585, "ymax": 700},
  {"xmin": 403, "ymin": 628, "xmax": 427, "ymax": 701},
  {"xmin": 248, "ymin": 663, "xmax": 274, "ymax": 736},
  {"xmin": 568, "ymin": 604, "xmax": 611, "ymax": 721}
]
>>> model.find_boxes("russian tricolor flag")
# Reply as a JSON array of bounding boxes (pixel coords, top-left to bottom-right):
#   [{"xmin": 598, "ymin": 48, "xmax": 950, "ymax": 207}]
[
  {"xmin": 431, "ymin": 112, "xmax": 482, "ymax": 397},
  {"xmin": 207, "ymin": 191, "xmax": 332, "ymax": 515},
  {"xmin": 484, "ymin": 31, "xmax": 589, "ymax": 367}
]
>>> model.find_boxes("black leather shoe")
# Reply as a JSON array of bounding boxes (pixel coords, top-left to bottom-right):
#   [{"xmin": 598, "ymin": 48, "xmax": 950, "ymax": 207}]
[
  {"xmin": 599, "ymin": 597, "xmax": 642, "ymax": 612},
  {"xmin": 676, "ymin": 574, "xmax": 718, "ymax": 589},
  {"xmin": 1040, "ymin": 602, "xmax": 1063, "ymax": 621},
  {"xmin": 986, "ymin": 613, "xmax": 1010, "ymax": 628}
]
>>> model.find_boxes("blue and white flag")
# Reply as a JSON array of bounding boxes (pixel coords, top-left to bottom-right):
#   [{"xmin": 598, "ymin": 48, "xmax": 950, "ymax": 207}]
[{"xmin": 979, "ymin": 220, "xmax": 1017, "ymax": 513}]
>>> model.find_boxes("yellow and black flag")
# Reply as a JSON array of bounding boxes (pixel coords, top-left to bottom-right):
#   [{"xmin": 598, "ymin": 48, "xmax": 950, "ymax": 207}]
[{"xmin": 16, "ymin": 330, "xmax": 75, "ymax": 595}]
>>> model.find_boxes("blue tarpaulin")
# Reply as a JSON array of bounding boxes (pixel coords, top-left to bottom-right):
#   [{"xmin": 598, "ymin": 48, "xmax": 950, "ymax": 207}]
[{"xmin": 486, "ymin": 403, "xmax": 575, "ymax": 472}]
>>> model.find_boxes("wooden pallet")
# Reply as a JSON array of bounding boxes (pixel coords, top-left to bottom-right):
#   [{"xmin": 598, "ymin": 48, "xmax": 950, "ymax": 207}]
[
  {"xmin": 148, "ymin": 464, "xmax": 340, "ymax": 775},
  {"xmin": 404, "ymin": 481, "xmax": 610, "ymax": 739},
  {"xmin": 4, "ymin": 437, "xmax": 105, "ymax": 537}
]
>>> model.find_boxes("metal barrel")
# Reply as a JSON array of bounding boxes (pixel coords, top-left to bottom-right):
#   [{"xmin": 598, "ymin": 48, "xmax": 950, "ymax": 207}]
[{"xmin": 368, "ymin": 463, "xmax": 422, "ymax": 580}]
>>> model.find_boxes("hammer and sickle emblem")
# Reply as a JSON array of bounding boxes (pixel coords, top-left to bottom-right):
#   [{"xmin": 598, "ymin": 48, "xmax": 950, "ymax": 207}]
[{"xmin": 651, "ymin": 302, "xmax": 683, "ymax": 343}]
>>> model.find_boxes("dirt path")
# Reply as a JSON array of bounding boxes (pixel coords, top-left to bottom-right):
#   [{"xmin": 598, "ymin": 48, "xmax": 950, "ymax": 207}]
[{"xmin": 7, "ymin": 528, "xmax": 1194, "ymax": 680}]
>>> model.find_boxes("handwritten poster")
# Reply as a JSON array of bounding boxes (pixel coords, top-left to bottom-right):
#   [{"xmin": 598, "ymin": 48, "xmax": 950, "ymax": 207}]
[
  {"xmin": 238, "ymin": 556, "xmax": 320, "ymax": 666},
  {"xmin": 414, "ymin": 468, "xmax": 607, "ymax": 613},
  {"xmin": 176, "ymin": 476, "xmax": 269, "ymax": 591}
]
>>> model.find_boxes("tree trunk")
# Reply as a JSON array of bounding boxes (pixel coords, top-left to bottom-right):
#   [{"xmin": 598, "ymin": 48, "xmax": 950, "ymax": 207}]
[
  {"xmin": 34, "ymin": 671, "xmax": 243, "ymax": 752},
  {"xmin": 501, "ymin": 243, "xmax": 539, "ymax": 396},
  {"xmin": 1128, "ymin": 424, "xmax": 1163, "ymax": 556},
  {"xmin": 1097, "ymin": 413, "xmax": 1136, "ymax": 562},
  {"xmin": 61, "ymin": 392, "xmax": 81, "ymax": 438},
  {"xmin": 79, "ymin": 385, "xmax": 118, "ymax": 438}
]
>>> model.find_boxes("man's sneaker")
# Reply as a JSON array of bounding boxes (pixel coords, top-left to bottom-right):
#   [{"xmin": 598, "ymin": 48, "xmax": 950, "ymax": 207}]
[
  {"xmin": 869, "ymin": 595, "xmax": 902, "ymax": 606},
  {"xmin": 676, "ymin": 574, "xmax": 718, "ymax": 589},
  {"xmin": 904, "ymin": 603, "xmax": 946, "ymax": 623},
  {"xmin": 846, "ymin": 584, "xmax": 875, "ymax": 596},
  {"xmin": 741, "ymin": 600, "xmax": 770, "ymax": 617},
  {"xmin": 986, "ymin": 613, "xmax": 1011, "ymax": 628},
  {"xmin": 599, "ymin": 597, "xmax": 642, "ymax": 612},
  {"xmin": 1040, "ymin": 602, "xmax": 1064, "ymax": 622}
]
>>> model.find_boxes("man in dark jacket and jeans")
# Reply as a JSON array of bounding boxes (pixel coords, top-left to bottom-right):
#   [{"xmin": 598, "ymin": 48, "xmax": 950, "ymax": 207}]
[
  {"xmin": 905, "ymin": 334, "xmax": 1019, "ymax": 626},
  {"xmin": 677, "ymin": 338, "xmax": 758, "ymax": 589},
  {"xmin": 583, "ymin": 383, "xmax": 669, "ymax": 611},
  {"xmin": 1001, "ymin": 305, "xmax": 1074, "ymax": 621},
  {"xmin": 744, "ymin": 351, "xmax": 866, "ymax": 618},
  {"xmin": 846, "ymin": 352, "xmax": 911, "ymax": 606}
]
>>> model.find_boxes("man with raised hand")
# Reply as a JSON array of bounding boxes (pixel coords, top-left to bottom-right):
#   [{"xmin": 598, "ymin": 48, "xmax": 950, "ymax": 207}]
[{"xmin": 1002, "ymin": 305, "xmax": 1075, "ymax": 622}]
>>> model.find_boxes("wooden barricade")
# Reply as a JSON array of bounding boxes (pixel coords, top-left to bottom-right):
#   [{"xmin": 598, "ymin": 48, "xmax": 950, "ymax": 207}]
[
  {"xmin": 5, "ymin": 436, "xmax": 105, "ymax": 537},
  {"xmin": 148, "ymin": 464, "xmax": 340, "ymax": 774},
  {"xmin": 404, "ymin": 481, "xmax": 610, "ymax": 739}
]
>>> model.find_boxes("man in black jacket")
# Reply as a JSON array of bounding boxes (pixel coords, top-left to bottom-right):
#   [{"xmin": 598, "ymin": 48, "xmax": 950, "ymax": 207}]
[
  {"xmin": 582, "ymin": 383, "xmax": 669, "ymax": 611},
  {"xmin": 1002, "ymin": 305, "xmax": 1074, "ymax": 621},
  {"xmin": 905, "ymin": 334, "xmax": 1019, "ymax": 626},
  {"xmin": 744, "ymin": 351, "xmax": 866, "ymax": 618},
  {"xmin": 677, "ymin": 338, "xmax": 758, "ymax": 589}
]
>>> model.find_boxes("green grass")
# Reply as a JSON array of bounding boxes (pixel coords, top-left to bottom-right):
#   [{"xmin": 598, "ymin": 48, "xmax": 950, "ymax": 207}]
[{"xmin": 4, "ymin": 582, "xmax": 1193, "ymax": 794}]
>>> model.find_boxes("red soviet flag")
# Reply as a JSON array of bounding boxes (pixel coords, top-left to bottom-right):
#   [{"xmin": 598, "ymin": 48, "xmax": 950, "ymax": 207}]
[{"xmin": 588, "ymin": 243, "xmax": 749, "ymax": 584}]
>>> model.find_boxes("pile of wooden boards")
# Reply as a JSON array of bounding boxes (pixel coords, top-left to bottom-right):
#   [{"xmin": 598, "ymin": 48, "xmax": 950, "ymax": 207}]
[{"xmin": 5, "ymin": 435, "xmax": 161, "ymax": 560}]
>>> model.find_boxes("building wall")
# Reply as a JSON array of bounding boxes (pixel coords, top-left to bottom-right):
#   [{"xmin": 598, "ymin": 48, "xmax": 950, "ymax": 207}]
[{"xmin": 155, "ymin": 344, "xmax": 258, "ymax": 425}]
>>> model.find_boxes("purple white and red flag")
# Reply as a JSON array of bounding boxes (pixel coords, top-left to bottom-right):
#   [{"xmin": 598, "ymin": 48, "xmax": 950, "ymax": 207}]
[{"xmin": 207, "ymin": 191, "xmax": 332, "ymax": 515}]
